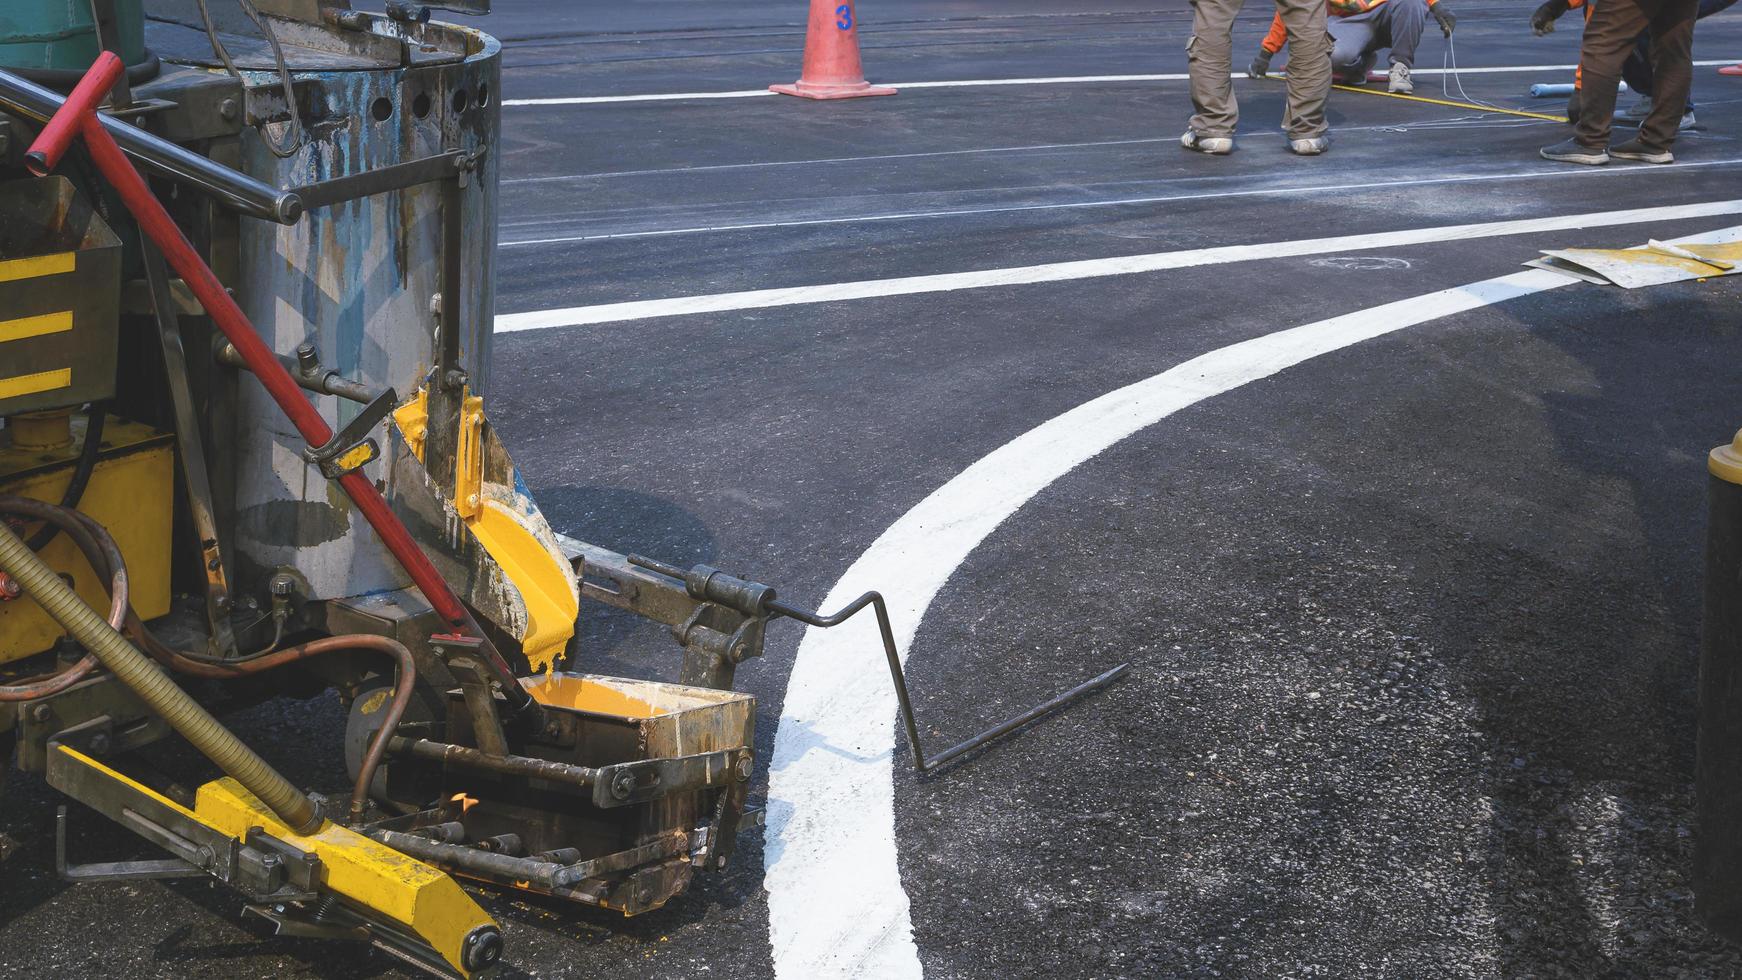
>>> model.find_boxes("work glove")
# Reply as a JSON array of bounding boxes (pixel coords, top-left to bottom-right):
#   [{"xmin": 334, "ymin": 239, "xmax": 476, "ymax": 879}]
[
  {"xmin": 1531, "ymin": 0, "xmax": 1570, "ymax": 35},
  {"xmin": 1249, "ymin": 48, "xmax": 1273, "ymax": 78},
  {"xmin": 1432, "ymin": 3, "xmax": 1457, "ymax": 36}
]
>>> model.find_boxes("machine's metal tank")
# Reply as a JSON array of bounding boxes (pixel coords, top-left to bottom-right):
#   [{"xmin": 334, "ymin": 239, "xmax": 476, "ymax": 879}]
[{"xmin": 156, "ymin": 14, "xmax": 501, "ymax": 602}]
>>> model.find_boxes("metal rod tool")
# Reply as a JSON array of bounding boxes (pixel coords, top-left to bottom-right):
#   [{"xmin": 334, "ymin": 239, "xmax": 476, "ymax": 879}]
[{"xmin": 628, "ymin": 555, "xmax": 1129, "ymax": 773}]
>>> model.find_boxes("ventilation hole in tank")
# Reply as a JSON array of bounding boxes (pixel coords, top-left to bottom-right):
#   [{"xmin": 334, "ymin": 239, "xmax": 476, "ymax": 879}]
[
  {"xmin": 412, "ymin": 91, "xmax": 432, "ymax": 119},
  {"xmin": 452, "ymin": 88, "xmax": 469, "ymax": 114},
  {"xmin": 370, "ymin": 96, "xmax": 392, "ymax": 122},
  {"xmin": 476, "ymin": 82, "xmax": 490, "ymax": 107}
]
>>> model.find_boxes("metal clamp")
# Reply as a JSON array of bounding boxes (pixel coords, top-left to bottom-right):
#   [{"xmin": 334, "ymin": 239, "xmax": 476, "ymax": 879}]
[{"xmin": 302, "ymin": 386, "xmax": 398, "ymax": 479}]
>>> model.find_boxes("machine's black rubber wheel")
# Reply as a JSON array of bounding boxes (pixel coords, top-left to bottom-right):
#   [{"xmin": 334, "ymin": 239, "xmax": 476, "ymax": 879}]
[{"xmin": 343, "ymin": 680, "xmax": 441, "ymax": 814}]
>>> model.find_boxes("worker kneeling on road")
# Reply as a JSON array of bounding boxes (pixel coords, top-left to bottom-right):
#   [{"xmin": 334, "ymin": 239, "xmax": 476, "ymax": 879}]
[
  {"xmin": 1185, "ymin": 0, "xmax": 1333, "ymax": 156},
  {"xmin": 1540, "ymin": 0, "xmax": 1698, "ymax": 164},
  {"xmin": 1250, "ymin": 0, "xmax": 1456, "ymax": 94}
]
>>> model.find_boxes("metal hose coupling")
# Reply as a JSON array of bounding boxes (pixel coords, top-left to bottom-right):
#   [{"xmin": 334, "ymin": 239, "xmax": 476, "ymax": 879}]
[{"xmin": 0, "ymin": 520, "xmax": 321, "ymax": 834}]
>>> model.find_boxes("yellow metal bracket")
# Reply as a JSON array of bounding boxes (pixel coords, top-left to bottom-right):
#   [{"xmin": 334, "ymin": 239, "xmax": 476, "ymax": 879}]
[
  {"xmin": 196, "ymin": 777, "xmax": 498, "ymax": 976},
  {"xmin": 393, "ymin": 387, "xmax": 430, "ymax": 462},
  {"xmin": 455, "ymin": 393, "xmax": 485, "ymax": 519},
  {"xmin": 393, "ymin": 385, "xmax": 578, "ymax": 672}
]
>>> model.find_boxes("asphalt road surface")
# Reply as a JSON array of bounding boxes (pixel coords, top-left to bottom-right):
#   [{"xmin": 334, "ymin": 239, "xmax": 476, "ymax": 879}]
[{"xmin": 6, "ymin": 1, "xmax": 1742, "ymax": 978}]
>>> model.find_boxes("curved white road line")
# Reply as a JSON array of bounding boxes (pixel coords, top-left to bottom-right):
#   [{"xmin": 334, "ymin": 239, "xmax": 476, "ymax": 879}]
[{"xmin": 763, "ymin": 224, "xmax": 1742, "ymax": 979}]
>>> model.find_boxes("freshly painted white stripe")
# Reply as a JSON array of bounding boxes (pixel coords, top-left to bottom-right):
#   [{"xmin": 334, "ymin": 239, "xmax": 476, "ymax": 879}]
[
  {"xmin": 498, "ymin": 158, "xmax": 1742, "ymax": 247},
  {"xmin": 896, "ymin": 72, "xmax": 1187, "ymax": 88},
  {"xmin": 505, "ymin": 88, "xmax": 772, "ymax": 106},
  {"xmin": 503, "ymin": 61, "xmax": 1735, "ymax": 106},
  {"xmin": 503, "ymin": 137, "xmax": 1167, "ymax": 184},
  {"xmin": 495, "ymin": 197, "xmax": 1742, "ymax": 332},
  {"xmin": 762, "ymin": 221, "xmax": 1742, "ymax": 979}
]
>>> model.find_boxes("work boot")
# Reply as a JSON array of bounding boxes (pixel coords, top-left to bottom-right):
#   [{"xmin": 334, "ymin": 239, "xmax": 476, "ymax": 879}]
[
  {"xmin": 1288, "ymin": 134, "xmax": 1330, "ymax": 155},
  {"xmin": 1540, "ymin": 137, "xmax": 1609, "ymax": 165},
  {"xmin": 1388, "ymin": 62, "xmax": 1414, "ymax": 94},
  {"xmin": 1181, "ymin": 130, "xmax": 1235, "ymax": 155},
  {"xmin": 1609, "ymin": 138, "xmax": 1674, "ymax": 163},
  {"xmin": 1621, "ymin": 96, "xmax": 1652, "ymax": 120}
]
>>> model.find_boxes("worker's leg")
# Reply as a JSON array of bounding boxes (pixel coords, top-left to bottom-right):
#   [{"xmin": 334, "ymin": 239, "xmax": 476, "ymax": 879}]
[
  {"xmin": 1374, "ymin": 0, "xmax": 1432, "ymax": 67},
  {"xmin": 1574, "ymin": 0, "xmax": 1657, "ymax": 148},
  {"xmin": 1187, "ymin": 0, "xmax": 1247, "ymax": 138},
  {"xmin": 1639, "ymin": 0, "xmax": 1697, "ymax": 146},
  {"xmin": 1329, "ymin": 16, "xmax": 1376, "ymax": 74},
  {"xmin": 1565, "ymin": 0, "xmax": 1597, "ymax": 122},
  {"xmin": 1276, "ymin": 0, "xmax": 1332, "ymax": 138},
  {"xmin": 1622, "ymin": 31, "xmax": 1656, "ymax": 97}
]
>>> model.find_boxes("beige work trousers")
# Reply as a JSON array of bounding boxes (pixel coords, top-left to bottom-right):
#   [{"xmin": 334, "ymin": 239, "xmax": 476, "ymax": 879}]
[{"xmin": 1187, "ymin": 0, "xmax": 1332, "ymax": 140}]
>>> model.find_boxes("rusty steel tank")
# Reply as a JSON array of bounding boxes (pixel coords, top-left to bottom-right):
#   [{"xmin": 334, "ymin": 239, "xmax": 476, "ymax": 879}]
[{"xmin": 149, "ymin": 7, "xmax": 503, "ymax": 604}]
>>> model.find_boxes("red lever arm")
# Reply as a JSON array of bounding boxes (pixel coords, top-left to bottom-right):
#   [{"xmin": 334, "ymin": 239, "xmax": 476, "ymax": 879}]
[{"xmin": 24, "ymin": 51, "xmax": 122, "ymax": 176}]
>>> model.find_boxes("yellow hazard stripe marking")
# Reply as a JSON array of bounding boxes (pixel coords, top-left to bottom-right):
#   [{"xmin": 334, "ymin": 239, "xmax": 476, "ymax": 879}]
[
  {"xmin": 0, "ymin": 252, "xmax": 75, "ymax": 283},
  {"xmin": 1329, "ymin": 82, "xmax": 1570, "ymax": 122},
  {"xmin": 0, "ymin": 368, "xmax": 72, "ymax": 400},
  {"xmin": 0, "ymin": 311, "xmax": 73, "ymax": 344}
]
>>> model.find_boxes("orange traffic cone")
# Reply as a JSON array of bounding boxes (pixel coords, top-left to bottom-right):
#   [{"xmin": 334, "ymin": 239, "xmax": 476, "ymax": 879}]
[
  {"xmin": 1722, "ymin": 63, "xmax": 1742, "ymax": 76},
  {"xmin": 770, "ymin": 0, "xmax": 895, "ymax": 100}
]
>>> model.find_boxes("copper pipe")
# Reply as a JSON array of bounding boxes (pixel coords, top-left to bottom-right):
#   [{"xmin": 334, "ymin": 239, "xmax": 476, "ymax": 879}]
[
  {"xmin": 337, "ymin": 635, "xmax": 417, "ymax": 823},
  {"xmin": 125, "ymin": 627, "xmax": 417, "ymax": 824},
  {"xmin": 0, "ymin": 496, "xmax": 127, "ymax": 700}
]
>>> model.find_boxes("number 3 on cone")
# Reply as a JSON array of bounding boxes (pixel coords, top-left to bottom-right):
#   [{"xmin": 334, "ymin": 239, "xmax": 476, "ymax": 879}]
[{"xmin": 836, "ymin": 4, "xmax": 852, "ymax": 30}]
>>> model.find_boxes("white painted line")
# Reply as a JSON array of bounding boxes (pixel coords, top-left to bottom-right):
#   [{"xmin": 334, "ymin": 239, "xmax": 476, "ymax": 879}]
[
  {"xmin": 498, "ymin": 159, "xmax": 1742, "ymax": 247},
  {"xmin": 502, "ymin": 61, "xmax": 1736, "ymax": 106},
  {"xmin": 761, "ymin": 221, "xmax": 1742, "ymax": 980},
  {"xmin": 896, "ymin": 72, "xmax": 1190, "ymax": 88},
  {"xmin": 506, "ymin": 88, "xmax": 772, "ymax": 106},
  {"xmin": 502, "ymin": 137, "xmax": 1167, "ymax": 184},
  {"xmin": 494, "ymin": 197, "xmax": 1742, "ymax": 332}
]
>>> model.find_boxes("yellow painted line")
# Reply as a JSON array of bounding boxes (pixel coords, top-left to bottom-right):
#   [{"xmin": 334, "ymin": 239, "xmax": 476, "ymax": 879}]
[
  {"xmin": 0, "ymin": 368, "xmax": 72, "ymax": 400},
  {"xmin": 1330, "ymin": 82, "xmax": 1569, "ymax": 122},
  {"xmin": 1262, "ymin": 73, "xmax": 1568, "ymax": 122},
  {"xmin": 0, "ymin": 251, "xmax": 74, "ymax": 283},
  {"xmin": 0, "ymin": 311, "xmax": 72, "ymax": 344}
]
